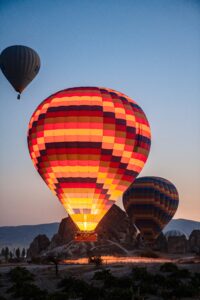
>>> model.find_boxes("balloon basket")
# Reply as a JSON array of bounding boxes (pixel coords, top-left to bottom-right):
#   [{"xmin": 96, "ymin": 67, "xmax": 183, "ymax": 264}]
[{"xmin": 74, "ymin": 231, "xmax": 97, "ymax": 242}]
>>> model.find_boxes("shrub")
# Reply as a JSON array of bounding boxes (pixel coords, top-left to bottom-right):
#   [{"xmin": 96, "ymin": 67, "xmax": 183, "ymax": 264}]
[
  {"xmin": 58, "ymin": 276, "xmax": 89, "ymax": 296},
  {"xmin": 159, "ymin": 262, "xmax": 178, "ymax": 273},
  {"xmin": 8, "ymin": 267, "xmax": 34, "ymax": 283},
  {"xmin": 7, "ymin": 282, "xmax": 48, "ymax": 300},
  {"xmin": 104, "ymin": 287, "xmax": 132, "ymax": 300},
  {"xmin": 93, "ymin": 269, "xmax": 112, "ymax": 280},
  {"xmin": 131, "ymin": 267, "xmax": 151, "ymax": 281},
  {"xmin": 172, "ymin": 283, "xmax": 198, "ymax": 298},
  {"xmin": 58, "ymin": 276, "xmax": 103, "ymax": 300},
  {"xmin": 164, "ymin": 276, "xmax": 181, "ymax": 290},
  {"xmin": 169, "ymin": 268, "xmax": 190, "ymax": 279},
  {"xmin": 190, "ymin": 272, "xmax": 200, "ymax": 290},
  {"xmin": 116, "ymin": 276, "xmax": 132, "ymax": 289},
  {"xmin": 46, "ymin": 292, "xmax": 69, "ymax": 300}
]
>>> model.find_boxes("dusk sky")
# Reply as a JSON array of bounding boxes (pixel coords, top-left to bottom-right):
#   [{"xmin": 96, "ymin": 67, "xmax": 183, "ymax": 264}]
[{"xmin": 0, "ymin": 0, "xmax": 199, "ymax": 226}]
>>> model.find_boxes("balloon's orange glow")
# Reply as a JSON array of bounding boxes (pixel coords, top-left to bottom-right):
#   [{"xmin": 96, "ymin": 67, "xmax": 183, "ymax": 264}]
[{"xmin": 27, "ymin": 87, "xmax": 151, "ymax": 232}]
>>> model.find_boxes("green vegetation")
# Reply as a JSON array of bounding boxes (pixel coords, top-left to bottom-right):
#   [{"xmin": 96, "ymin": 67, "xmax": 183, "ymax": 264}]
[
  {"xmin": 6, "ymin": 267, "xmax": 45, "ymax": 300},
  {"xmin": 0, "ymin": 246, "xmax": 27, "ymax": 262},
  {"xmin": 8, "ymin": 266, "xmax": 34, "ymax": 282},
  {"xmin": 1, "ymin": 264, "xmax": 200, "ymax": 299},
  {"xmin": 58, "ymin": 276, "xmax": 103, "ymax": 300},
  {"xmin": 159, "ymin": 262, "xmax": 178, "ymax": 272}
]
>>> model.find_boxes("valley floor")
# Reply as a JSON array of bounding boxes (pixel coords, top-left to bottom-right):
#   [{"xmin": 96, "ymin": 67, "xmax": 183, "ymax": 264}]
[{"xmin": 0, "ymin": 255, "xmax": 200, "ymax": 299}]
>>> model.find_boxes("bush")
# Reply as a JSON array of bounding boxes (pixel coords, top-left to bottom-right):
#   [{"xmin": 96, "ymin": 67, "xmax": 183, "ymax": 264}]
[
  {"xmin": 8, "ymin": 267, "xmax": 34, "ymax": 283},
  {"xmin": 104, "ymin": 287, "xmax": 132, "ymax": 300},
  {"xmin": 164, "ymin": 276, "xmax": 181, "ymax": 290},
  {"xmin": 190, "ymin": 272, "xmax": 200, "ymax": 290},
  {"xmin": 159, "ymin": 262, "xmax": 178, "ymax": 273},
  {"xmin": 93, "ymin": 269, "xmax": 112, "ymax": 280},
  {"xmin": 58, "ymin": 276, "xmax": 89, "ymax": 296},
  {"xmin": 46, "ymin": 292, "xmax": 69, "ymax": 300},
  {"xmin": 7, "ymin": 282, "xmax": 48, "ymax": 300},
  {"xmin": 172, "ymin": 283, "xmax": 198, "ymax": 298},
  {"xmin": 131, "ymin": 267, "xmax": 151, "ymax": 281},
  {"xmin": 58, "ymin": 276, "xmax": 103, "ymax": 300},
  {"xmin": 169, "ymin": 268, "xmax": 190, "ymax": 279}
]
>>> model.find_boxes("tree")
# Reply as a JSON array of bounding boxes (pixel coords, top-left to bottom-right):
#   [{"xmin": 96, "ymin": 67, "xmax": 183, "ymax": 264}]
[
  {"xmin": 5, "ymin": 247, "xmax": 9, "ymax": 261},
  {"xmin": 22, "ymin": 248, "xmax": 26, "ymax": 259},
  {"xmin": 1, "ymin": 248, "xmax": 5, "ymax": 257},
  {"xmin": 46, "ymin": 255, "xmax": 60, "ymax": 276},
  {"xmin": 9, "ymin": 251, "xmax": 13, "ymax": 259},
  {"xmin": 15, "ymin": 248, "xmax": 20, "ymax": 260}
]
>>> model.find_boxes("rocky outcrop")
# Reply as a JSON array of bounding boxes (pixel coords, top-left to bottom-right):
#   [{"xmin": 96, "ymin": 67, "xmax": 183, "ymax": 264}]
[
  {"xmin": 28, "ymin": 205, "xmax": 200, "ymax": 258},
  {"xmin": 47, "ymin": 205, "xmax": 137, "ymax": 256},
  {"xmin": 153, "ymin": 233, "xmax": 168, "ymax": 252},
  {"xmin": 96, "ymin": 204, "xmax": 137, "ymax": 246},
  {"xmin": 49, "ymin": 217, "xmax": 76, "ymax": 249},
  {"xmin": 168, "ymin": 235, "xmax": 188, "ymax": 254},
  {"xmin": 189, "ymin": 230, "xmax": 200, "ymax": 253},
  {"xmin": 27, "ymin": 234, "xmax": 50, "ymax": 258}
]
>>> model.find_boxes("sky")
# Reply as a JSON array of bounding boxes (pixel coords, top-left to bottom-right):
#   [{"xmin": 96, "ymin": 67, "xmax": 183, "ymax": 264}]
[{"xmin": 0, "ymin": 0, "xmax": 199, "ymax": 226}]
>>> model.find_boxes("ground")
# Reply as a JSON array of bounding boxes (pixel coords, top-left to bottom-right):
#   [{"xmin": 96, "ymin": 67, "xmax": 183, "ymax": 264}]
[{"xmin": 0, "ymin": 255, "xmax": 199, "ymax": 299}]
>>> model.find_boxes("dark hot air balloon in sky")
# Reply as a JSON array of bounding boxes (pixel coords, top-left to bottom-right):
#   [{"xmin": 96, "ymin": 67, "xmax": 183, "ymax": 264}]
[
  {"xmin": 27, "ymin": 87, "xmax": 151, "ymax": 240},
  {"xmin": 0, "ymin": 45, "xmax": 40, "ymax": 99},
  {"xmin": 123, "ymin": 176, "xmax": 179, "ymax": 243}
]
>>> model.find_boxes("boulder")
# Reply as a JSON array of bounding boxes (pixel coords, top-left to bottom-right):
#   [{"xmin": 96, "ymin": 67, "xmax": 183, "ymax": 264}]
[
  {"xmin": 153, "ymin": 232, "xmax": 168, "ymax": 252},
  {"xmin": 27, "ymin": 234, "xmax": 50, "ymax": 258},
  {"xmin": 168, "ymin": 235, "xmax": 188, "ymax": 254},
  {"xmin": 189, "ymin": 230, "xmax": 200, "ymax": 253}
]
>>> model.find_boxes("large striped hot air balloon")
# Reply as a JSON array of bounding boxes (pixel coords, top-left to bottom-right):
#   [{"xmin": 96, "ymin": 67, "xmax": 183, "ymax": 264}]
[
  {"xmin": 123, "ymin": 176, "xmax": 179, "ymax": 243},
  {"xmin": 27, "ymin": 87, "xmax": 151, "ymax": 240}
]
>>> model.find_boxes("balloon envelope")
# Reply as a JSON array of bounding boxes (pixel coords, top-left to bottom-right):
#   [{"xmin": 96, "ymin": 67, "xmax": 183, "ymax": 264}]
[
  {"xmin": 0, "ymin": 45, "xmax": 40, "ymax": 94},
  {"xmin": 27, "ymin": 87, "xmax": 151, "ymax": 232},
  {"xmin": 123, "ymin": 176, "xmax": 179, "ymax": 242}
]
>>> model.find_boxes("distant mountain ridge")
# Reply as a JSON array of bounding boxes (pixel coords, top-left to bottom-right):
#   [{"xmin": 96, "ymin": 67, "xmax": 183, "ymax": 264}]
[
  {"xmin": 163, "ymin": 218, "xmax": 200, "ymax": 236},
  {"xmin": 0, "ymin": 223, "xmax": 59, "ymax": 249},
  {"xmin": 0, "ymin": 218, "xmax": 199, "ymax": 250}
]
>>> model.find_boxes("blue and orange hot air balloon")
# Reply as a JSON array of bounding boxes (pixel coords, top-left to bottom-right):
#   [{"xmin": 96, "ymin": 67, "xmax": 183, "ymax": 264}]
[
  {"xmin": 27, "ymin": 87, "xmax": 151, "ymax": 240},
  {"xmin": 123, "ymin": 176, "xmax": 179, "ymax": 243}
]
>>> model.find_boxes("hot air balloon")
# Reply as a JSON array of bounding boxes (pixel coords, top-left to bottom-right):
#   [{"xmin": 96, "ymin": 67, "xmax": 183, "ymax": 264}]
[
  {"xmin": 0, "ymin": 45, "xmax": 40, "ymax": 99},
  {"xmin": 123, "ymin": 176, "xmax": 179, "ymax": 243},
  {"xmin": 27, "ymin": 87, "xmax": 151, "ymax": 241}
]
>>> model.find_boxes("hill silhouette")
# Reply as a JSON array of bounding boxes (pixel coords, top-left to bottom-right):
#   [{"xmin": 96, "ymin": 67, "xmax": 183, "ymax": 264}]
[{"xmin": 0, "ymin": 215, "xmax": 199, "ymax": 249}]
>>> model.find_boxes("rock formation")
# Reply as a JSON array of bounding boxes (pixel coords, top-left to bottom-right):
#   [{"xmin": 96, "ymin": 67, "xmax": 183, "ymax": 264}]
[
  {"xmin": 27, "ymin": 234, "xmax": 50, "ymax": 258},
  {"xmin": 167, "ymin": 235, "xmax": 188, "ymax": 254},
  {"xmin": 153, "ymin": 233, "xmax": 168, "ymax": 252},
  {"xmin": 27, "ymin": 205, "xmax": 200, "ymax": 257},
  {"xmin": 189, "ymin": 230, "xmax": 200, "ymax": 253},
  {"xmin": 47, "ymin": 205, "xmax": 137, "ymax": 256}
]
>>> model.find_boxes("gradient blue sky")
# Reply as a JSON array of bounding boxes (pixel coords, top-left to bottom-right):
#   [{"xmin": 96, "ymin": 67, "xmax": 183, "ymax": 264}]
[{"xmin": 0, "ymin": 0, "xmax": 199, "ymax": 226}]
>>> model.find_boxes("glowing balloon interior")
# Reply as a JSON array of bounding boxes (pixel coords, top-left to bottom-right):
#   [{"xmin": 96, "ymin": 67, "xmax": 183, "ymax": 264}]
[{"xmin": 27, "ymin": 87, "xmax": 151, "ymax": 232}]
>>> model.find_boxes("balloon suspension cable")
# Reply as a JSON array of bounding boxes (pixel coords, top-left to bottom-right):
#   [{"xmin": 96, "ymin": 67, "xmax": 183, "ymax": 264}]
[{"xmin": 17, "ymin": 94, "xmax": 21, "ymax": 100}]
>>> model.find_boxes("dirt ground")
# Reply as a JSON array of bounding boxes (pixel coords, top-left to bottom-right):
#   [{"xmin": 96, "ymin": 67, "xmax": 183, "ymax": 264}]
[{"xmin": 0, "ymin": 255, "xmax": 200, "ymax": 299}]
